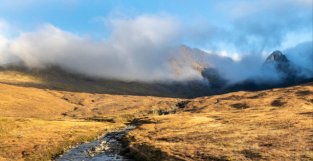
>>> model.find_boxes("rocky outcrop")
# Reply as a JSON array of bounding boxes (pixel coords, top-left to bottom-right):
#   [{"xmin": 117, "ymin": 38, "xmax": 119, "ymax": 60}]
[{"xmin": 263, "ymin": 50, "xmax": 297, "ymax": 82}]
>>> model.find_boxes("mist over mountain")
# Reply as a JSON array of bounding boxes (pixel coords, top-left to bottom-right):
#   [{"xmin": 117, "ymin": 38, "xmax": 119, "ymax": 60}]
[
  {"xmin": 0, "ymin": 0, "xmax": 311, "ymax": 96},
  {"xmin": 263, "ymin": 50, "xmax": 297, "ymax": 81},
  {"xmin": 284, "ymin": 41, "xmax": 313, "ymax": 77},
  {"xmin": 1, "ymin": 1, "xmax": 313, "ymax": 161},
  {"xmin": 1, "ymin": 42, "xmax": 312, "ymax": 98}
]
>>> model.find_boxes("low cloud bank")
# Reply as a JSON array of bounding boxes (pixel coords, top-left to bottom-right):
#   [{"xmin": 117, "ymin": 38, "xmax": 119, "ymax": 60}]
[
  {"xmin": 0, "ymin": 16, "xmax": 203, "ymax": 81},
  {"xmin": 0, "ymin": 0, "xmax": 312, "ymax": 84}
]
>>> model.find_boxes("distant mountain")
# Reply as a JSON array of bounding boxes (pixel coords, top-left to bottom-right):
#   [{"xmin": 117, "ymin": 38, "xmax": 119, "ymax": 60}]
[
  {"xmin": 265, "ymin": 50, "xmax": 289, "ymax": 63},
  {"xmin": 228, "ymin": 50, "xmax": 313, "ymax": 92},
  {"xmin": 263, "ymin": 50, "xmax": 298, "ymax": 82},
  {"xmin": 0, "ymin": 65, "xmax": 215, "ymax": 98},
  {"xmin": 173, "ymin": 45, "xmax": 230, "ymax": 89},
  {"xmin": 0, "ymin": 45, "xmax": 312, "ymax": 98},
  {"xmin": 201, "ymin": 67, "xmax": 228, "ymax": 89}
]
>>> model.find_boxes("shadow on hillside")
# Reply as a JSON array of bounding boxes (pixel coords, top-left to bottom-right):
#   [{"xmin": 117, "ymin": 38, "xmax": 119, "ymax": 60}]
[
  {"xmin": 0, "ymin": 66, "xmax": 216, "ymax": 98},
  {"xmin": 1, "ymin": 66, "xmax": 312, "ymax": 98}
]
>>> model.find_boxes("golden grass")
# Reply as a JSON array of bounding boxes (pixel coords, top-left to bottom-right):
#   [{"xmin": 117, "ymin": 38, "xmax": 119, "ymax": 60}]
[
  {"xmin": 55, "ymin": 91, "xmax": 179, "ymax": 119},
  {"xmin": 0, "ymin": 83, "xmax": 74, "ymax": 119},
  {"xmin": 0, "ymin": 68, "xmax": 187, "ymax": 97},
  {"xmin": 0, "ymin": 71, "xmax": 43, "ymax": 85},
  {"xmin": 0, "ymin": 70, "xmax": 312, "ymax": 160},
  {"xmin": 0, "ymin": 117, "xmax": 121, "ymax": 161},
  {"xmin": 126, "ymin": 83, "xmax": 313, "ymax": 161},
  {"xmin": 0, "ymin": 75, "xmax": 178, "ymax": 160}
]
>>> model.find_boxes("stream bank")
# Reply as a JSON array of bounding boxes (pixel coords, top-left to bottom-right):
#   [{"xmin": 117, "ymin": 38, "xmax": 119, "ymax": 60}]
[{"xmin": 56, "ymin": 125, "xmax": 136, "ymax": 161}]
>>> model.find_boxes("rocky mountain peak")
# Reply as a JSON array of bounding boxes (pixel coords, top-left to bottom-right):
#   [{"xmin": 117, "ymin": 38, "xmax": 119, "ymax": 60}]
[{"xmin": 265, "ymin": 50, "xmax": 289, "ymax": 63}]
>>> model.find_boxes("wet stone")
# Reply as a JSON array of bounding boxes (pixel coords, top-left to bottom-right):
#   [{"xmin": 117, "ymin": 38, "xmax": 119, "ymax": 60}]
[{"xmin": 56, "ymin": 125, "xmax": 136, "ymax": 161}]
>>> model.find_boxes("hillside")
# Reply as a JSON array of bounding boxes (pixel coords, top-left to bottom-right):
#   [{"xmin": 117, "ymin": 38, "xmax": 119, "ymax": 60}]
[
  {"xmin": 0, "ymin": 70, "xmax": 312, "ymax": 160},
  {"xmin": 0, "ymin": 70, "xmax": 180, "ymax": 161},
  {"xmin": 126, "ymin": 82, "xmax": 313, "ymax": 160},
  {"xmin": 0, "ymin": 66, "xmax": 212, "ymax": 98},
  {"xmin": 1, "ymin": 1, "xmax": 312, "ymax": 160}
]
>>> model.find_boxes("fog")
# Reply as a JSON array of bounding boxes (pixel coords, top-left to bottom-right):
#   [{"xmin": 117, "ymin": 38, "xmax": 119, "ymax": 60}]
[
  {"xmin": 182, "ymin": 0, "xmax": 313, "ymax": 83},
  {"xmin": 285, "ymin": 41, "xmax": 313, "ymax": 77},
  {"xmin": 0, "ymin": 0, "xmax": 312, "ymax": 84},
  {"xmin": 0, "ymin": 16, "xmax": 203, "ymax": 81}
]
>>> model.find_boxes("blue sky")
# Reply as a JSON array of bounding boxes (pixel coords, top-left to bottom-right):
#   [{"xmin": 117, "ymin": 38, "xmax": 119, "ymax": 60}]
[
  {"xmin": 0, "ymin": 0, "xmax": 228, "ymax": 36},
  {"xmin": 0, "ymin": 0, "xmax": 312, "ymax": 81},
  {"xmin": 0, "ymin": 0, "xmax": 312, "ymax": 52}
]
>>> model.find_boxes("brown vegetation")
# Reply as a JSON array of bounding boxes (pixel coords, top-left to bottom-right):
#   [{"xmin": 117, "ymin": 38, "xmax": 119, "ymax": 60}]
[
  {"xmin": 126, "ymin": 83, "xmax": 313, "ymax": 160},
  {"xmin": 0, "ymin": 70, "xmax": 312, "ymax": 160}
]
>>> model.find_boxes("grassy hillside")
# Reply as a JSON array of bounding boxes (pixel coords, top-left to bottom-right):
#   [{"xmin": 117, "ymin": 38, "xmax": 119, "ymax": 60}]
[
  {"xmin": 126, "ymin": 83, "xmax": 313, "ymax": 160},
  {"xmin": 0, "ymin": 70, "xmax": 180, "ymax": 160},
  {"xmin": 0, "ymin": 66, "xmax": 211, "ymax": 98},
  {"xmin": 0, "ymin": 69, "xmax": 312, "ymax": 160},
  {"xmin": 0, "ymin": 117, "xmax": 118, "ymax": 161},
  {"xmin": 0, "ymin": 82, "xmax": 126, "ymax": 161}
]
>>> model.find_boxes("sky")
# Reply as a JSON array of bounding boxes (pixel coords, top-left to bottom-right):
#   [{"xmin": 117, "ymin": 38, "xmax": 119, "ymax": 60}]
[
  {"xmin": 0, "ymin": 1, "xmax": 228, "ymax": 35},
  {"xmin": 0, "ymin": 0, "xmax": 312, "ymax": 81},
  {"xmin": 1, "ymin": 0, "xmax": 312, "ymax": 49}
]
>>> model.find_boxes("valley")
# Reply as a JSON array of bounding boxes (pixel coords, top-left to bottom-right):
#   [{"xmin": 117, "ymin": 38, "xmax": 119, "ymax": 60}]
[
  {"xmin": 0, "ymin": 1, "xmax": 312, "ymax": 160},
  {"xmin": 0, "ymin": 69, "xmax": 312, "ymax": 160}
]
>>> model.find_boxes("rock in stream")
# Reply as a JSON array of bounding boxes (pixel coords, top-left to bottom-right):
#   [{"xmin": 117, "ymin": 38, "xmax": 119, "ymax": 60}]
[{"xmin": 56, "ymin": 125, "xmax": 136, "ymax": 161}]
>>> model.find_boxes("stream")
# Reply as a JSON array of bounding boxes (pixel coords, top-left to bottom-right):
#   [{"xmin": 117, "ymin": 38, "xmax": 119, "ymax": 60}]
[{"xmin": 56, "ymin": 125, "xmax": 136, "ymax": 161}]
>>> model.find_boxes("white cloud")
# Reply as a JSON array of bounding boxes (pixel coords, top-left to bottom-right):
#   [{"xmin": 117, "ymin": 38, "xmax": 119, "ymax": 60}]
[{"xmin": 0, "ymin": 15, "xmax": 202, "ymax": 81}]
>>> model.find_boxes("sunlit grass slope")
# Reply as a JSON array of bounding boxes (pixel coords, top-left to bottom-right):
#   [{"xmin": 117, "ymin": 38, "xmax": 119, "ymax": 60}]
[
  {"xmin": 126, "ymin": 83, "xmax": 313, "ymax": 160},
  {"xmin": 0, "ymin": 70, "xmax": 178, "ymax": 161},
  {"xmin": 0, "ymin": 117, "xmax": 117, "ymax": 161},
  {"xmin": 0, "ymin": 69, "xmax": 312, "ymax": 161}
]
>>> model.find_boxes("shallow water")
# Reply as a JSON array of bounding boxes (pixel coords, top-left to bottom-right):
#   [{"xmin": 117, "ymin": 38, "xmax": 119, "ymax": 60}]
[{"xmin": 56, "ymin": 125, "xmax": 136, "ymax": 161}]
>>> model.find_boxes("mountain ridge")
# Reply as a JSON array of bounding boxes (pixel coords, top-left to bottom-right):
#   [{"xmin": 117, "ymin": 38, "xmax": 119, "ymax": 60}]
[{"xmin": 0, "ymin": 45, "xmax": 312, "ymax": 98}]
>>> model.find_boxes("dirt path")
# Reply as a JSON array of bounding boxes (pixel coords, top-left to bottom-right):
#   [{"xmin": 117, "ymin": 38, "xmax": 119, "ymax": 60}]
[{"xmin": 56, "ymin": 125, "xmax": 136, "ymax": 161}]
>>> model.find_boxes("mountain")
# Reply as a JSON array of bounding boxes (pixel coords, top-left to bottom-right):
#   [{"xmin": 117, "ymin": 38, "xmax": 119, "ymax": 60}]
[
  {"xmin": 0, "ymin": 46, "xmax": 312, "ymax": 99},
  {"xmin": 177, "ymin": 47, "xmax": 313, "ymax": 93},
  {"xmin": 0, "ymin": 65, "xmax": 214, "ymax": 98},
  {"xmin": 1, "ymin": 68, "xmax": 312, "ymax": 160},
  {"xmin": 263, "ymin": 50, "xmax": 297, "ymax": 81},
  {"xmin": 264, "ymin": 50, "xmax": 313, "ymax": 84},
  {"xmin": 265, "ymin": 50, "xmax": 289, "ymax": 63},
  {"xmin": 223, "ymin": 50, "xmax": 313, "ymax": 92},
  {"xmin": 0, "ymin": 45, "xmax": 233, "ymax": 98},
  {"xmin": 0, "ymin": 46, "xmax": 312, "ymax": 161}
]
